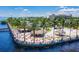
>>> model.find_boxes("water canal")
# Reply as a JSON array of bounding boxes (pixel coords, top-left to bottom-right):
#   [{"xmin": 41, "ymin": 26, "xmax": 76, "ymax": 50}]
[{"xmin": 0, "ymin": 23, "xmax": 79, "ymax": 52}]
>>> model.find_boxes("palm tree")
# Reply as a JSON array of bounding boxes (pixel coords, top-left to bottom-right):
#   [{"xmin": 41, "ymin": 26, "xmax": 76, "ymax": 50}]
[
  {"xmin": 40, "ymin": 17, "xmax": 46, "ymax": 36},
  {"xmin": 29, "ymin": 17, "xmax": 40, "ymax": 43},
  {"xmin": 40, "ymin": 17, "xmax": 52, "ymax": 41},
  {"xmin": 69, "ymin": 17, "xmax": 72, "ymax": 40},
  {"xmin": 55, "ymin": 16, "xmax": 64, "ymax": 41},
  {"xmin": 7, "ymin": 17, "xmax": 14, "ymax": 25},
  {"xmin": 77, "ymin": 18, "xmax": 79, "ymax": 38},
  {"xmin": 75, "ymin": 19, "xmax": 78, "ymax": 38},
  {"xmin": 73, "ymin": 18, "xmax": 79, "ymax": 39},
  {"xmin": 7, "ymin": 17, "xmax": 21, "ymax": 38},
  {"xmin": 13, "ymin": 18, "xmax": 21, "ymax": 38},
  {"xmin": 59, "ymin": 16, "xmax": 65, "ymax": 41},
  {"xmin": 40, "ymin": 17, "xmax": 47, "ymax": 41},
  {"xmin": 20, "ymin": 17, "xmax": 27, "ymax": 42},
  {"xmin": 49, "ymin": 17, "xmax": 58, "ymax": 41}
]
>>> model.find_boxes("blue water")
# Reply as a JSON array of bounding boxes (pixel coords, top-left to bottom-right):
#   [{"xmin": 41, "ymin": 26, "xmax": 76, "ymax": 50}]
[
  {"xmin": 0, "ymin": 24, "xmax": 7, "ymax": 28},
  {"xmin": 0, "ymin": 31, "xmax": 15, "ymax": 52},
  {"xmin": 0, "ymin": 24, "xmax": 79, "ymax": 52},
  {"xmin": 0, "ymin": 24, "xmax": 16, "ymax": 52}
]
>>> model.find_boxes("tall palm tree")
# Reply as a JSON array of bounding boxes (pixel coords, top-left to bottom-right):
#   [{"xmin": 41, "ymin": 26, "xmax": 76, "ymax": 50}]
[
  {"xmin": 14, "ymin": 18, "xmax": 21, "ymax": 38},
  {"xmin": 77, "ymin": 18, "xmax": 79, "ymax": 38},
  {"xmin": 69, "ymin": 16, "xmax": 76, "ymax": 40},
  {"xmin": 7, "ymin": 17, "xmax": 21, "ymax": 38},
  {"xmin": 73, "ymin": 18, "xmax": 79, "ymax": 39},
  {"xmin": 76, "ymin": 19, "xmax": 78, "ymax": 39},
  {"xmin": 7, "ymin": 17, "xmax": 14, "ymax": 25},
  {"xmin": 40, "ymin": 17, "xmax": 46, "ymax": 37},
  {"xmin": 49, "ymin": 17, "xmax": 57, "ymax": 41},
  {"xmin": 55, "ymin": 16, "xmax": 65, "ymax": 41},
  {"xmin": 20, "ymin": 17, "xmax": 27, "ymax": 42},
  {"xmin": 29, "ymin": 17, "xmax": 39, "ymax": 43},
  {"xmin": 40, "ymin": 17, "xmax": 47, "ymax": 41},
  {"xmin": 60, "ymin": 16, "xmax": 65, "ymax": 41},
  {"xmin": 40, "ymin": 17, "xmax": 52, "ymax": 41}
]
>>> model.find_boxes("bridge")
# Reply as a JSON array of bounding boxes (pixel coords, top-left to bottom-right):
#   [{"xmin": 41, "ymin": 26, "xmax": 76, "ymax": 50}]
[{"xmin": 0, "ymin": 28, "xmax": 9, "ymax": 32}]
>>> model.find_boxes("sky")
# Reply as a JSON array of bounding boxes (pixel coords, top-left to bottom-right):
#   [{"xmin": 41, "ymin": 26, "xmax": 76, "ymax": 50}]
[{"xmin": 0, "ymin": 6, "xmax": 79, "ymax": 17}]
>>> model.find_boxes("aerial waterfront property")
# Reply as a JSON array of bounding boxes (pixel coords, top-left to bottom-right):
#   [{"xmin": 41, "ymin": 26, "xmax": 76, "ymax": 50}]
[{"xmin": 0, "ymin": 6, "xmax": 79, "ymax": 52}]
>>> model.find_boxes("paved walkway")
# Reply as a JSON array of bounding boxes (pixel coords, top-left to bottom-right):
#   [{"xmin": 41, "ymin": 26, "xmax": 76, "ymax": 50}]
[{"xmin": 11, "ymin": 27, "xmax": 79, "ymax": 44}]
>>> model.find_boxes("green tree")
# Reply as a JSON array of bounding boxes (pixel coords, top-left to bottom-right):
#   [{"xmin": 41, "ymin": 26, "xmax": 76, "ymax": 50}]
[{"xmin": 29, "ymin": 17, "xmax": 40, "ymax": 43}]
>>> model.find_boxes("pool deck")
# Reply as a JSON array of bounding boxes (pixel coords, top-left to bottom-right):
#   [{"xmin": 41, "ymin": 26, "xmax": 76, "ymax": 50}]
[{"xmin": 7, "ymin": 23, "xmax": 79, "ymax": 48}]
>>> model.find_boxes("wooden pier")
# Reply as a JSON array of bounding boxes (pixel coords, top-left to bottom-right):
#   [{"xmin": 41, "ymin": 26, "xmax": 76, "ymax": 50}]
[{"xmin": 0, "ymin": 28, "xmax": 9, "ymax": 32}]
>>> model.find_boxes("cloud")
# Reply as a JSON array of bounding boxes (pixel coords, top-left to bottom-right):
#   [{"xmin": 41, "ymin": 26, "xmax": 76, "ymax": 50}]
[
  {"xmin": 59, "ymin": 8, "xmax": 79, "ymax": 12},
  {"xmin": 23, "ymin": 9, "xmax": 28, "ymax": 11},
  {"xmin": 58, "ymin": 8, "xmax": 79, "ymax": 16},
  {"xmin": 15, "ymin": 7, "xmax": 23, "ymax": 10},
  {"xmin": 48, "ymin": 7, "xmax": 79, "ymax": 17},
  {"xmin": 15, "ymin": 7, "xmax": 29, "ymax": 12},
  {"xmin": 59, "ymin": 6, "xmax": 68, "ymax": 10},
  {"xmin": 14, "ymin": 7, "xmax": 31, "ymax": 17},
  {"xmin": 22, "ymin": 8, "xmax": 31, "ymax": 13},
  {"xmin": 59, "ymin": 6, "xmax": 66, "ymax": 9}
]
